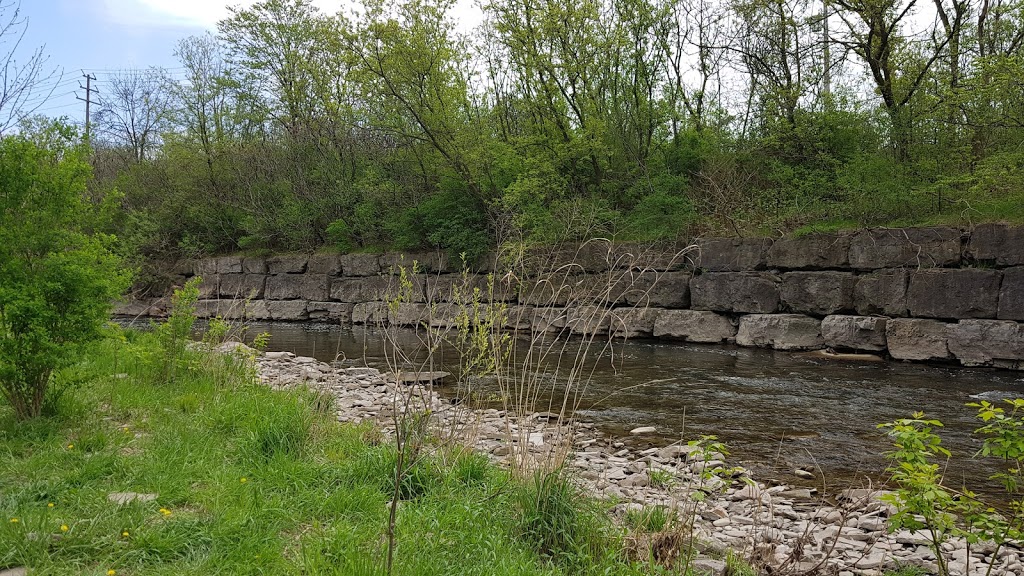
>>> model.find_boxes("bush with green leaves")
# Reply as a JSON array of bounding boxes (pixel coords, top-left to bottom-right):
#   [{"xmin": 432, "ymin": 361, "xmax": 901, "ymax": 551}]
[{"xmin": 0, "ymin": 124, "xmax": 129, "ymax": 420}]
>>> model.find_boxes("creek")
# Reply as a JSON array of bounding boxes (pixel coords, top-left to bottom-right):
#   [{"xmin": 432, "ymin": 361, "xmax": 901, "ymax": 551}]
[{"xmin": 237, "ymin": 321, "xmax": 1024, "ymax": 498}]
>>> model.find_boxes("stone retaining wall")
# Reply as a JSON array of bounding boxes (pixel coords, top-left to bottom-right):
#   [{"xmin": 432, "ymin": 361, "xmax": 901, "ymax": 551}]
[{"xmin": 117, "ymin": 224, "xmax": 1024, "ymax": 370}]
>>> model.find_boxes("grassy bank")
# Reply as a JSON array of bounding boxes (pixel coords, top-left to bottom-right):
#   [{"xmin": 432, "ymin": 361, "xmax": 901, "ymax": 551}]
[{"xmin": 0, "ymin": 329, "xmax": 698, "ymax": 575}]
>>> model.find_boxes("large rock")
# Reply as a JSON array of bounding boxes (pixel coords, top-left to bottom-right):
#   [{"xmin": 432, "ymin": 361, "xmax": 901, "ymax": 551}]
[
  {"xmin": 531, "ymin": 307, "xmax": 568, "ymax": 332},
  {"xmin": 566, "ymin": 306, "xmax": 611, "ymax": 336},
  {"xmin": 854, "ymin": 269, "xmax": 909, "ymax": 316},
  {"xmin": 690, "ymin": 272, "xmax": 780, "ymax": 313},
  {"xmin": 307, "ymin": 254, "xmax": 343, "ymax": 276},
  {"xmin": 947, "ymin": 320, "xmax": 1024, "ymax": 368},
  {"xmin": 195, "ymin": 299, "xmax": 244, "ymax": 320},
  {"xmin": 780, "ymin": 271, "xmax": 857, "ymax": 315},
  {"xmin": 652, "ymin": 310, "xmax": 737, "ymax": 343},
  {"xmin": 544, "ymin": 241, "xmax": 614, "ymax": 274},
  {"xmin": 821, "ymin": 315, "xmax": 888, "ymax": 351},
  {"xmin": 379, "ymin": 251, "xmax": 448, "ymax": 274},
  {"xmin": 907, "ymin": 269, "xmax": 1001, "ymax": 319},
  {"xmin": 339, "ymin": 253, "xmax": 381, "ymax": 276},
  {"xmin": 607, "ymin": 242, "xmax": 694, "ymax": 271},
  {"xmin": 351, "ymin": 302, "xmax": 386, "ymax": 324},
  {"xmin": 267, "ymin": 255, "xmax": 308, "ymax": 274},
  {"xmin": 766, "ymin": 233, "xmax": 850, "ymax": 270},
  {"xmin": 267, "ymin": 300, "xmax": 309, "ymax": 321},
  {"xmin": 197, "ymin": 275, "xmax": 219, "ymax": 299},
  {"xmin": 194, "ymin": 258, "xmax": 218, "ymax": 278},
  {"xmin": 735, "ymin": 314, "xmax": 824, "ymax": 350},
  {"xmin": 696, "ymin": 238, "xmax": 771, "ymax": 271},
  {"xmin": 266, "ymin": 274, "xmax": 329, "ymax": 301},
  {"xmin": 608, "ymin": 270, "xmax": 690, "ymax": 308},
  {"xmin": 427, "ymin": 273, "xmax": 513, "ymax": 304},
  {"xmin": 244, "ymin": 300, "xmax": 271, "ymax": 320},
  {"xmin": 886, "ymin": 319, "xmax": 952, "ymax": 360},
  {"xmin": 306, "ymin": 301, "xmax": 353, "ymax": 324},
  {"xmin": 848, "ymin": 227, "xmax": 962, "ymax": 269},
  {"xmin": 608, "ymin": 307, "xmax": 659, "ymax": 338},
  {"xmin": 388, "ymin": 302, "xmax": 429, "ymax": 326},
  {"xmin": 216, "ymin": 256, "xmax": 244, "ymax": 274},
  {"xmin": 242, "ymin": 257, "xmax": 267, "ymax": 274},
  {"xmin": 329, "ymin": 277, "xmax": 391, "ymax": 303},
  {"xmin": 999, "ymin": 267, "xmax": 1024, "ymax": 321},
  {"xmin": 217, "ymin": 274, "xmax": 266, "ymax": 299},
  {"xmin": 967, "ymin": 223, "xmax": 1024, "ymax": 266}
]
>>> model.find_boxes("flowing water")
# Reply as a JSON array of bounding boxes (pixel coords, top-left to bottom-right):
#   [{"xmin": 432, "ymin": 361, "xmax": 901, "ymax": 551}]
[{"xmin": 218, "ymin": 321, "xmax": 1024, "ymax": 498}]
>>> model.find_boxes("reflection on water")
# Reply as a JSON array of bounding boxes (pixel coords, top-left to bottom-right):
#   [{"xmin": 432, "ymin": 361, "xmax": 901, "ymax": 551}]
[{"xmin": 157, "ymin": 319, "xmax": 1024, "ymax": 497}]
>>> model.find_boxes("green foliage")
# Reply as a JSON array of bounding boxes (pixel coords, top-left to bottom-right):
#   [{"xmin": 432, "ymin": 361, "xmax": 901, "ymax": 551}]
[
  {"xmin": 0, "ymin": 126, "xmax": 129, "ymax": 420},
  {"xmin": 516, "ymin": 468, "xmax": 611, "ymax": 568}
]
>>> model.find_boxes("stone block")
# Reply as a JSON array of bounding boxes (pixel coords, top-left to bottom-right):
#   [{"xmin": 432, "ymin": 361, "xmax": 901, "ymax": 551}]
[
  {"xmin": 339, "ymin": 253, "xmax": 381, "ymax": 276},
  {"xmin": 546, "ymin": 241, "xmax": 614, "ymax": 274},
  {"xmin": 267, "ymin": 255, "xmax": 308, "ymax": 274},
  {"xmin": 780, "ymin": 271, "xmax": 857, "ymax": 315},
  {"xmin": 426, "ymin": 273, "xmax": 509, "ymax": 304},
  {"xmin": 216, "ymin": 256, "xmax": 243, "ymax": 274},
  {"xmin": 735, "ymin": 314, "xmax": 824, "ymax": 350},
  {"xmin": 907, "ymin": 269, "xmax": 1001, "ymax": 319},
  {"xmin": 608, "ymin": 307, "xmax": 659, "ymax": 338},
  {"xmin": 948, "ymin": 320, "xmax": 1024, "ymax": 367},
  {"xmin": 607, "ymin": 242, "xmax": 694, "ymax": 271},
  {"xmin": 197, "ymin": 275, "xmax": 219, "ymax": 299},
  {"xmin": 352, "ymin": 302, "xmax": 386, "ymax": 324},
  {"xmin": 307, "ymin": 254, "xmax": 343, "ymax": 276},
  {"xmin": 967, "ymin": 223, "xmax": 1024, "ymax": 266},
  {"xmin": 194, "ymin": 299, "xmax": 246, "ymax": 320},
  {"xmin": 242, "ymin": 257, "xmax": 267, "ymax": 274},
  {"xmin": 848, "ymin": 227, "xmax": 962, "ymax": 269},
  {"xmin": 608, "ymin": 270, "xmax": 690, "ymax": 308},
  {"xmin": 766, "ymin": 233, "xmax": 850, "ymax": 270},
  {"xmin": 854, "ymin": 269, "xmax": 909, "ymax": 316},
  {"xmin": 886, "ymin": 319, "xmax": 951, "ymax": 360},
  {"xmin": 389, "ymin": 303, "xmax": 429, "ymax": 327},
  {"xmin": 171, "ymin": 260, "xmax": 194, "ymax": 276},
  {"xmin": 531, "ymin": 307, "xmax": 568, "ymax": 332},
  {"xmin": 306, "ymin": 301, "xmax": 353, "ymax": 324},
  {"xmin": 244, "ymin": 300, "xmax": 271, "ymax": 321},
  {"xmin": 696, "ymin": 237, "xmax": 771, "ymax": 271},
  {"xmin": 821, "ymin": 315, "xmax": 888, "ymax": 351},
  {"xmin": 503, "ymin": 305, "xmax": 535, "ymax": 331},
  {"xmin": 566, "ymin": 306, "xmax": 612, "ymax": 336},
  {"xmin": 194, "ymin": 259, "xmax": 218, "ymax": 278},
  {"xmin": 113, "ymin": 298, "xmax": 165, "ymax": 318},
  {"xmin": 998, "ymin": 267, "xmax": 1024, "ymax": 321},
  {"xmin": 267, "ymin": 300, "xmax": 309, "ymax": 321},
  {"xmin": 217, "ymin": 274, "xmax": 266, "ymax": 299},
  {"xmin": 265, "ymin": 274, "xmax": 327, "ymax": 301},
  {"xmin": 519, "ymin": 276, "xmax": 576, "ymax": 306},
  {"xmin": 690, "ymin": 272, "xmax": 780, "ymax": 313},
  {"xmin": 329, "ymin": 277, "xmax": 391, "ymax": 302},
  {"xmin": 652, "ymin": 310, "xmax": 736, "ymax": 343},
  {"xmin": 379, "ymin": 251, "xmax": 449, "ymax": 274}
]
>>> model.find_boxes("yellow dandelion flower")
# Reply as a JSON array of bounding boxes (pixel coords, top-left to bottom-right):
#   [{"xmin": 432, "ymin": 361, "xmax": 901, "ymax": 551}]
[
  {"xmin": 240, "ymin": 477, "xmax": 247, "ymax": 483},
  {"xmin": 159, "ymin": 508, "xmax": 171, "ymax": 516},
  {"xmin": 67, "ymin": 444, "xmax": 74, "ymax": 449},
  {"xmin": 9, "ymin": 518, "xmax": 18, "ymax": 523},
  {"xmin": 60, "ymin": 524, "xmax": 69, "ymax": 532},
  {"xmin": 121, "ymin": 531, "xmax": 129, "ymax": 537},
  {"xmin": 107, "ymin": 570, "xmax": 116, "ymax": 575},
  {"xmin": 47, "ymin": 502, "xmax": 54, "ymax": 508}
]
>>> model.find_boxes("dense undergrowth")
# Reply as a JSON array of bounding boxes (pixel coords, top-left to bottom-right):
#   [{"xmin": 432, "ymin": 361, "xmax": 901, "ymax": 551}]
[{"xmin": 0, "ymin": 328, "xmax": 718, "ymax": 575}]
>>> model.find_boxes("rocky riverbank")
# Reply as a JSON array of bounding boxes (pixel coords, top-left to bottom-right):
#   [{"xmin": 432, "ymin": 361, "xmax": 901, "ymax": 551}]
[{"xmin": 249, "ymin": 346, "xmax": 1021, "ymax": 576}]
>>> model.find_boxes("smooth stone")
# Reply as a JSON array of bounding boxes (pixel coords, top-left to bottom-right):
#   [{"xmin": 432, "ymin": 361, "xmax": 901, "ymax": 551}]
[
  {"xmin": 629, "ymin": 426, "xmax": 657, "ymax": 435},
  {"xmin": 107, "ymin": 492, "xmax": 158, "ymax": 505}
]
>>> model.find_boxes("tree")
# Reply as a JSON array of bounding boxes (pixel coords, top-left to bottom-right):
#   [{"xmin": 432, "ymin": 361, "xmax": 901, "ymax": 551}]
[
  {"xmin": 0, "ymin": 0, "xmax": 58, "ymax": 134},
  {"xmin": 0, "ymin": 122, "xmax": 129, "ymax": 420},
  {"xmin": 95, "ymin": 68, "xmax": 171, "ymax": 163}
]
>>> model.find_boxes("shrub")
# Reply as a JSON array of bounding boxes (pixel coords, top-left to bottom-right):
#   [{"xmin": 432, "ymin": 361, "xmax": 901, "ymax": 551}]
[{"xmin": 0, "ymin": 124, "xmax": 129, "ymax": 420}]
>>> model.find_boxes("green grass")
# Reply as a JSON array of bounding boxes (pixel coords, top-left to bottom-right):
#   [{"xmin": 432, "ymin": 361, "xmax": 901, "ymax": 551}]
[{"xmin": 0, "ymin": 331, "xmax": 673, "ymax": 575}]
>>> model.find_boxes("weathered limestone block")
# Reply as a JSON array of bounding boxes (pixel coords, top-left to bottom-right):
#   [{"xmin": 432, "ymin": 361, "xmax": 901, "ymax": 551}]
[
  {"xmin": 948, "ymin": 320, "xmax": 1024, "ymax": 368},
  {"xmin": 171, "ymin": 260, "xmax": 193, "ymax": 277},
  {"xmin": 216, "ymin": 256, "xmax": 243, "ymax": 274},
  {"xmin": 567, "ymin": 306, "xmax": 611, "ymax": 336},
  {"xmin": 608, "ymin": 307, "xmax": 659, "ymax": 338},
  {"xmin": 379, "ymin": 251, "xmax": 448, "ymax": 274},
  {"xmin": 608, "ymin": 242, "xmax": 693, "ymax": 271},
  {"xmin": 821, "ymin": 315, "xmax": 888, "ymax": 351},
  {"xmin": 766, "ymin": 233, "xmax": 851, "ymax": 270},
  {"xmin": 519, "ymin": 276, "xmax": 577, "ymax": 306},
  {"xmin": 339, "ymin": 253, "xmax": 381, "ymax": 276},
  {"xmin": 427, "ymin": 273, "xmax": 514, "ymax": 304},
  {"xmin": 886, "ymin": 318, "xmax": 952, "ymax": 360},
  {"xmin": 194, "ymin": 259, "xmax": 218, "ymax": 278},
  {"xmin": 546, "ymin": 241, "xmax": 615, "ymax": 274},
  {"xmin": 196, "ymin": 299, "xmax": 248, "ymax": 320},
  {"xmin": 242, "ymin": 257, "xmax": 267, "ymax": 274},
  {"xmin": 780, "ymin": 271, "xmax": 857, "ymax": 315},
  {"xmin": 265, "ymin": 274, "xmax": 328, "ymax": 301},
  {"xmin": 307, "ymin": 254, "xmax": 343, "ymax": 276},
  {"xmin": 329, "ymin": 277, "xmax": 391, "ymax": 303},
  {"xmin": 907, "ymin": 269, "xmax": 1002, "ymax": 319},
  {"xmin": 848, "ymin": 227, "xmax": 962, "ymax": 269},
  {"xmin": 194, "ymin": 299, "xmax": 220, "ymax": 319},
  {"xmin": 197, "ymin": 275, "xmax": 219, "ymax": 299},
  {"xmin": 352, "ymin": 302, "xmax": 386, "ymax": 324},
  {"xmin": 854, "ymin": 269, "xmax": 909, "ymax": 316},
  {"xmin": 652, "ymin": 310, "xmax": 736, "ymax": 343},
  {"xmin": 267, "ymin": 300, "xmax": 309, "ymax": 321},
  {"xmin": 502, "ymin": 305, "xmax": 535, "ymax": 331},
  {"xmin": 217, "ymin": 274, "xmax": 266, "ymax": 299},
  {"xmin": 531, "ymin": 307, "xmax": 568, "ymax": 332},
  {"xmin": 389, "ymin": 303, "xmax": 429, "ymax": 326},
  {"xmin": 998, "ymin": 267, "xmax": 1024, "ymax": 321},
  {"xmin": 696, "ymin": 238, "xmax": 770, "ymax": 271},
  {"xmin": 690, "ymin": 272, "xmax": 780, "ymax": 313},
  {"xmin": 306, "ymin": 301, "xmax": 353, "ymax": 324},
  {"xmin": 967, "ymin": 223, "xmax": 1024, "ymax": 266},
  {"xmin": 267, "ymin": 255, "xmax": 308, "ymax": 274},
  {"xmin": 735, "ymin": 314, "xmax": 824, "ymax": 350},
  {"xmin": 608, "ymin": 270, "xmax": 690, "ymax": 308},
  {"xmin": 244, "ymin": 300, "xmax": 271, "ymax": 321}
]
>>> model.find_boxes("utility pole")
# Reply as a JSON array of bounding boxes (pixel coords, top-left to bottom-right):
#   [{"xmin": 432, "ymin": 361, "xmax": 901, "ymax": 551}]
[{"xmin": 77, "ymin": 72, "xmax": 98, "ymax": 142}]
